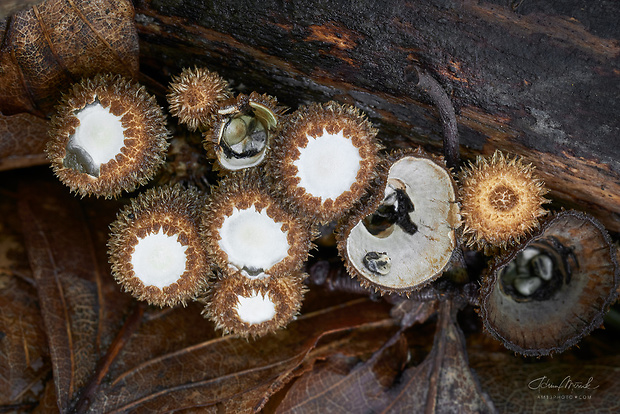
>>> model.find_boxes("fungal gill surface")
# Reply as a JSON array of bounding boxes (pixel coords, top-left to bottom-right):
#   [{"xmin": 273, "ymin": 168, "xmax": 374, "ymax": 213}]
[
  {"xmin": 479, "ymin": 210, "xmax": 619, "ymax": 356},
  {"xmin": 108, "ymin": 185, "xmax": 208, "ymax": 307},
  {"xmin": 338, "ymin": 151, "xmax": 460, "ymax": 294},
  {"xmin": 293, "ymin": 128, "xmax": 362, "ymax": 201},
  {"xmin": 218, "ymin": 206, "xmax": 290, "ymax": 278},
  {"xmin": 66, "ymin": 102, "xmax": 127, "ymax": 177},
  {"xmin": 130, "ymin": 228, "xmax": 189, "ymax": 289},
  {"xmin": 270, "ymin": 101, "xmax": 380, "ymax": 223}
]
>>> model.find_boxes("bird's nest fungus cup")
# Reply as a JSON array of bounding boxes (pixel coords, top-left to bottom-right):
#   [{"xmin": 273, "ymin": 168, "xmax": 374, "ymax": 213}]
[
  {"xmin": 46, "ymin": 74, "xmax": 170, "ymax": 198},
  {"xmin": 459, "ymin": 150, "xmax": 549, "ymax": 251},
  {"xmin": 337, "ymin": 149, "xmax": 461, "ymax": 295},
  {"xmin": 268, "ymin": 101, "xmax": 381, "ymax": 224},
  {"xmin": 108, "ymin": 185, "xmax": 210, "ymax": 307},
  {"xmin": 204, "ymin": 92, "xmax": 286, "ymax": 172},
  {"xmin": 479, "ymin": 210, "xmax": 619, "ymax": 356}
]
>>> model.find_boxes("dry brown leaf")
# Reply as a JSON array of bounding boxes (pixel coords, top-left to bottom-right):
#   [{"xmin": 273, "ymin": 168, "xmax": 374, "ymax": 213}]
[
  {"xmin": 273, "ymin": 300, "xmax": 495, "ymax": 413},
  {"xmin": 0, "ymin": 1, "xmax": 44, "ymax": 20},
  {"xmin": 275, "ymin": 332, "xmax": 409, "ymax": 413},
  {"xmin": 87, "ymin": 299, "xmax": 393, "ymax": 413},
  {"xmin": 0, "ymin": 113, "xmax": 49, "ymax": 171},
  {"xmin": 470, "ymin": 351, "xmax": 620, "ymax": 413},
  {"xmin": 17, "ymin": 178, "xmax": 133, "ymax": 413},
  {"xmin": 0, "ymin": 0, "xmax": 139, "ymax": 116},
  {"xmin": 0, "ymin": 275, "xmax": 50, "ymax": 407}
]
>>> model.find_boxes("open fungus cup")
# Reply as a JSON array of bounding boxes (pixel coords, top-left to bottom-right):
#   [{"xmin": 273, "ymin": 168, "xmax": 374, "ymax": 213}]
[
  {"xmin": 108, "ymin": 185, "xmax": 209, "ymax": 307},
  {"xmin": 204, "ymin": 92, "xmax": 286, "ymax": 172},
  {"xmin": 46, "ymin": 74, "xmax": 169, "ymax": 198},
  {"xmin": 204, "ymin": 272, "xmax": 306, "ymax": 338},
  {"xmin": 268, "ymin": 101, "xmax": 381, "ymax": 224},
  {"xmin": 201, "ymin": 172, "xmax": 314, "ymax": 281},
  {"xmin": 337, "ymin": 149, "xmax": 461, "ymax": 295},
  {"xmin": 479, "ymin": 210, "xmax": 619, "ymax": 356}
]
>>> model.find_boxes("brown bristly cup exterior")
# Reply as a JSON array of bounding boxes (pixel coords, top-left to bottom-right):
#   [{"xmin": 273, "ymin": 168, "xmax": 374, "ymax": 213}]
[
  {"xmin": 108, "ymin": 184, "xmax": 210, "ymax": 307},
  {"xmin": 268, "ymin": 101, "xmax": 382, "ymax": 224},
  {"xmin": 46, "ymin": 74, "xmax": 169, "ymax": 198},
  {"xmin": 204, "ymin": 271, "xmax": 307, "ymax": 338}
]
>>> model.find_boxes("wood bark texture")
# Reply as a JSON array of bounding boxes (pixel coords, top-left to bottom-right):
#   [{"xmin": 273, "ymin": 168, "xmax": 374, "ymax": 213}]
[{"xmin": 133, "ymin": 0, "xmax": 620, "ymax": 232}]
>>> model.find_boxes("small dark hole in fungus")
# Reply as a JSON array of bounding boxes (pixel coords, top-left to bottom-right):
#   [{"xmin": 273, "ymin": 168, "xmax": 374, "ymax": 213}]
[
  {"xmin": 362, "ymin": 188, "xmax": 417, "ymax": 237},
  {"xmin": 240, "ymin": 266, "xmax": 264, "ymax": 277}
]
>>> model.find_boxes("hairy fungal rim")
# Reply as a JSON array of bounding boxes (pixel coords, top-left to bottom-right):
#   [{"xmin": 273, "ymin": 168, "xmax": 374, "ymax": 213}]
[
  {"xmin": 459, "ymin": 150, "xmax": 549, "ymax": 250},
  {"xmin": 108, "ymin": 185, "xmax": 209, "ymax": 307},
  {"xmin": 46, "ymin": 74, "xmax": 170, "ymax": 198},
  {"xmin": 204, "ymin": 272, "xmax": 306, "ymax": 338},
  {"xmin": 167, "ymin": 66, "xmax": 232, "ymax": 131},
  {"xmin": 201, "ymin": 172, "xmax": 314, "ymax": 279},
  {"xmin": 269, "ymin": 101, "xmax": 381, "ymax": 224}
]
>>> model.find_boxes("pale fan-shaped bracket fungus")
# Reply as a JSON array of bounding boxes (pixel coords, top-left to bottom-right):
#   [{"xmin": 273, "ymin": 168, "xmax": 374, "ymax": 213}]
[
  {"xmin": 167, "ymin": 66, "xmax": 232, "ymax": 132},
  {"xmin": 201, "ymin": 172, "xmax": 314, "ymax": 281},
  {"xmin": 108, "ymin": 185, "xmax": 209, "ymax": 307},
  {"xmin": 459, "ymin": 150, "xmax": 549, "ymax": 251},
  {"xmin": 204, "ymin": 272, "xmax": 306, "ymax": 338},
  {"xmin": 479, "ymin": 210, "xmax": 620, "ymax": 356},
  {"xmin": 46, "ymin": 74, "xmax": 170, "ymax": 198},
  {"xmin": 268, "ymin": 101, "xmax": 381, "ymax": 224},
  {"xmin": 204, "ymin": 92, "xmax": 286, "ymax": 172},
  {"xmin": 337, "ymin": 149, "xmax": 461, "ymax": 295}
]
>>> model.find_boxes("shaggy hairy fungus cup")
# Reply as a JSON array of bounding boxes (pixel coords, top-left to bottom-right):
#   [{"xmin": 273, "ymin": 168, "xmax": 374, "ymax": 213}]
[
  {"xmin": 46, "ymin": 74, "xmax": 169, "ymax": 198},
  {"xmin": 108, "ymin": 185, "xmax": 209, "ymax": 307},
  {"xmin": 205, "ymin": 272, "xmax": 306, "ymax": 337},
  {"xmin": 337, "ymin": 150, "xmax": 460, "ymax": 294},
  {"xmin": 479, "ymin": 210, "xmax": 619, "ymax": 356},
  {"xmin": 269, "ymin": 101, "xmax": 381, "ymax": 224},
  {"xmin": 204, "ymin": 92, "xmax": 285, "ymax": 171},
  {"xmin": 459, "ymin": 151, "xmax": 548, "ymax": 250},
  {"xmin": 167, "ymin": 67, "xmax": 232, "ymax": 131},
  {"xmin": 201, "ymin": 173, "xmax": 313, "ymax": 280}
]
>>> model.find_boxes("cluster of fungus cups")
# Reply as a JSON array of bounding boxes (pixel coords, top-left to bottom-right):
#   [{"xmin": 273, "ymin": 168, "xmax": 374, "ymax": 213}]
[
  {"xmin": 45, "ymin": 67, "xmax": 619, "ymax": 347},
  {"xmin": 200, "ymin": 173, "xmax": 313, "ymax": 337},
  {"xmin": 457, "ymin": 151, "xmax": 618, "ymax": 355}
]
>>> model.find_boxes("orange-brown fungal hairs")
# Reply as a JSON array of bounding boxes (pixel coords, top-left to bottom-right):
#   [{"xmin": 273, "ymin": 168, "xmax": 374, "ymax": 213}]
[
  {"xmin": 167, "ymin": 67, "xmax": 232, "ymax": 131},
  {"xmin": 269, "ymin": 101, "xmax": 381, "ymax": 224},
  {"xmin": 459, "ymin": 150, "xmax": 549, "ymax": 250},
  {"xmin": 204, "ymin": 272, "xmax": 306, "ymax": 338},
  {"xmin": 201, "ymin": 172, "xmax": 314, "ymax": 280},
  {"xmin": 108, "ymin": 185, "xmax": 210, "ymax": 307},
  {"xmin": 46, "ymin": 74, "xmax": 169, "ymax": 198}
]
